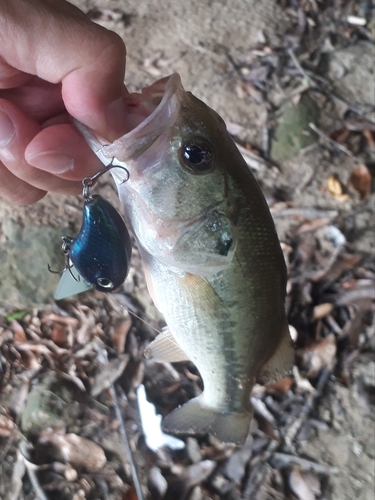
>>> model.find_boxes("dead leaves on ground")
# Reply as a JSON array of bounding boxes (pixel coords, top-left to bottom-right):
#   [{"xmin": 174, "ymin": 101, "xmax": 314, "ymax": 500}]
[
  {"xmin": 285, "ymin": 210, "xmax": 374, "ymax": 388},
  {"xmin": 0, "ymin": 302, "xmax": 136, "ymax": 499},
  {"xmin": 349, "ymin": 163, "xmax": 373, "ymax": 200},
  {"xmin": 326, "ymin": 164, "xmax": 372, "ymax": 203}
]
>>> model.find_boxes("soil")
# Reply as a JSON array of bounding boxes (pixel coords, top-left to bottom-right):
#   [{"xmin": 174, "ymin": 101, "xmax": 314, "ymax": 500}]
[{"xmin": 0, "ymin": 1, "xmax": 374, "ymax": 499}]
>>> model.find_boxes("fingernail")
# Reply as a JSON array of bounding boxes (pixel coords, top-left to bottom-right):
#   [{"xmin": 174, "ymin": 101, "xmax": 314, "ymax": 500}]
[
  {"xmin": 106, "ymin": 96, "xmax": 126, "ymax": 142},
  {"xmin": 0, "ymin": 111, "xmax": 16, "ymax": 147},
  {"xmin": 27, "ymin": 152, "xmax": 74, "ymax": 174}
]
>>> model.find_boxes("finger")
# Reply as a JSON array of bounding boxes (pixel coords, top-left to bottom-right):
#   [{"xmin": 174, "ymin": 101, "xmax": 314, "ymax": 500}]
[
  {"xmin": 0, "ymin": 98, "xmax": 84, "ymax": 194},
  {"xmin": 0, "ymin": 0, "xmax": 127, "ymax": 140},
  {"xmin": 0, "ymin": 77, "xmax": 65, "ymax": 123},
  {"xmin": 0, "ymin": 58, "xmax": 32, "ymax": 89},
  {"xmin": 0, "ymin": 162, "xmax": 46, "ymax": 205},
  {"xmin": 25, "ymin": 123, "xmax": 104, "ymax": 180}
]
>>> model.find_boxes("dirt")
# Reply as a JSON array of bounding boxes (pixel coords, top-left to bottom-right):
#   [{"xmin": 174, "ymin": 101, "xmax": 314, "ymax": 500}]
[{"xmin": 0, "ymin": 1, "xmax": 374, "ymax": 499}]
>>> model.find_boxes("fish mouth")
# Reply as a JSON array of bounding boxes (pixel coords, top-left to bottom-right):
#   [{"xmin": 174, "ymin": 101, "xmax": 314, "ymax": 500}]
[{"xmin": 76, "ymin": 74, "xmax": 184, "ymax": 169}]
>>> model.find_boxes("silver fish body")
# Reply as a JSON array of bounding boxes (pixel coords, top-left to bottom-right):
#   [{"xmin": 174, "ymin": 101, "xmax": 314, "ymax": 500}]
[{"xmin": 79, "ymin": 74, "xmax": 294, "ymax": 444}]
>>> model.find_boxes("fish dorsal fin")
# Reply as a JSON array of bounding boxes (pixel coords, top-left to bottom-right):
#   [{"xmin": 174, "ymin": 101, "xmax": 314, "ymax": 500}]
[
  {"xmin": 258, "ymin": 322, "xmax": 295, "ymax": 383},
  {"xmin": 144, "ymin": 327, "xmax": 190, "ymax": 363}
]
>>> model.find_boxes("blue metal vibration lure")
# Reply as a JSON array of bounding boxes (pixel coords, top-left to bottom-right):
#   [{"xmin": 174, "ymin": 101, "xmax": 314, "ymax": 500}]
[{"xmin": 52, "ymin": 164, "xmax": 132, "ymax": 300}]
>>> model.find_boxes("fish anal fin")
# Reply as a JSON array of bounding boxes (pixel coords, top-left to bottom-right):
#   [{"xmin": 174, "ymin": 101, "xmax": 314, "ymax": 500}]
[
  {"xmin": 144, "ymin": 327, "xmax": 190, "ymax": 363},
  {"xmin": 258, "ymin": 323, "xmax": 295, "ymax": 384},
  {"xmin": 162, "ymin": 395, "xmax": 252, "ymax": 445}
]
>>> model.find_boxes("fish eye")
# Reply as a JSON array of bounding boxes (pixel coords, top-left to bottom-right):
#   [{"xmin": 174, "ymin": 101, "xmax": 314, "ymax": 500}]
[
  {"xmin": 180, "ymin": 138, "xmax": 214, "ymax": 174},
  {"xmin": 97, "ymin": 277, "xmax": 114, "ymax": 290}
]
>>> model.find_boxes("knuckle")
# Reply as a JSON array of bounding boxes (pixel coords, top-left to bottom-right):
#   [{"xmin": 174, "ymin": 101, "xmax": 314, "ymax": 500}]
[{"xmin": 96, "ymin": 30, "xmax": 126, "ymax": 69}]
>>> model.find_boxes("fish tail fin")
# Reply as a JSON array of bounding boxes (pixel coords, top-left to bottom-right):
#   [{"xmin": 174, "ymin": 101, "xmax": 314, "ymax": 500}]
[{"xmin": 161, "ymin": 395, "xmax": 252, "ymax": 445}]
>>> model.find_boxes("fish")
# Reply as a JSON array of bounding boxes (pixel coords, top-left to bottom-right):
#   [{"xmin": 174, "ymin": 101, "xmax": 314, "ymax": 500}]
[{"xmin": 78, "ymin": 73, "xmax": 294, "ymax": 444}]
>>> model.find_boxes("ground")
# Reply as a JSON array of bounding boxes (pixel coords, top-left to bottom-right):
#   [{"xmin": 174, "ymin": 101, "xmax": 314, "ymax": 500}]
[{"xmin": 0, "ymin": 1, "xmax": 374, "ymax": 499}]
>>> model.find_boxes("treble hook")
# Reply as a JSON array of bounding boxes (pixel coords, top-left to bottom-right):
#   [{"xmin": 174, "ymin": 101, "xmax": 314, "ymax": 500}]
[
  {"xmin": 82, "ymin": 161, "xmax": 130, "ymax": 200},
  {"xmin": 48, "ymin": 236, "xmax": 79, "ymax": 281}
]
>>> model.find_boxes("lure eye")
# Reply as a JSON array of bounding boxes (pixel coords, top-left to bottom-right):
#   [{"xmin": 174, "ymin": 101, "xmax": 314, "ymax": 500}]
[
  {"xmin": 97, "ymin": 277, "xmax": 114, "ymax": 290},
  {"xmin": 180, "ymin": 138, "xmax": 214, "ymax": 174}
]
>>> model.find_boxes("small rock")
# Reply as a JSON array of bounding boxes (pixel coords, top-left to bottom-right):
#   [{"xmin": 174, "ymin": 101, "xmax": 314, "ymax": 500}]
[
  {"xmin": 324, "ymin": 42, "xmax": 375, "ymax": 119},
  {"xmin": 186, "ymin": 437, "xmax": 202, "ymax": 464},
  {"xmin": 0, "ymin": 220, "xmax": 65, "ymax": 308},
  {"xmin": 271, "ymin": 93, "xmax": 319, "ymax": 162},
  {"xmin": 20, "ymin": 373, "xmax": 78, "ymax": 437},
  {"xmin": 38, "ymin": 430, "xmax": 107, "ymax": 470}
]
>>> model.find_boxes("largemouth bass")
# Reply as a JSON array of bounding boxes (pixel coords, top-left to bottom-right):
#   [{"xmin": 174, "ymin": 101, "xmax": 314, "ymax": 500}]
[{"xmin": 79, "ymin": 74, "xmax": 294, "ymax": 444}]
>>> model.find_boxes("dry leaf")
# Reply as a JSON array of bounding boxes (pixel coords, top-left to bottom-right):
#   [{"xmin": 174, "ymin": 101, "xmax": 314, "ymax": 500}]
[
  {"xmin": 330, "ymin": 128, "xmax": 350, "ymax": 144},
  {"xmin": 243, "ymin": 82, "xmax": 264, "ymax": 103},
  {"xmin": 39, "ymin": 430, "xmax": 106, "ymax": 470},
  {"xmin": 148, "ymin": 467, "xmax": 168, "ymax": 498},
  {"xmin": 91, "ymin": 354, "xmax": 129, "ymax": 397},
  {"xmin": 296, "ymin": 218, "xmax": 330, "ymax": 235},
  {"xmin": 226, "ymin": 122, "xmax": 244, "ymax": 136},
  {"xmin": 111, "ymin": 316, "xmax": 132, "ymax": 353},
  {"xmin": 265, "ymin": 376, "xmax": 294, "ymax": 395},
  {"xmin": 311, "ymin": 303, "xmax": 334, "ymax": 322},
  {"xmin": 289, "ymin": 467, "xmax": 317, "ymax": 500},
  {"xmin": 50, "ymin": 323, "xmax": 70, "ymax": 346},
  {"xmin": 0, "ymin": 413, "xmax": 15, "ymax": 437},
  {"xmin": 363, "ymin": 129, "xmax": 375, "ymax": 148},
  {"xmin": 299, "ymin": 334, "xmax": 336, "ymax": 378},
  {"xmin": 171, "ymin": 460, "xmax": 216, "ymax": 489},
  {"xmin": 289, "ymin": 324, "xmax": 298, "ymax": 342},
  {"xmin": 349, "ymin": 164, "xmax": 372, "ymax": 200},
  {"xmin": 326, "ymin": 175, "xmax": 349, "ymax": 201},
  {"xmin": 9, "ymin": 320, "xmax": 26, "ymax": 342},
  {"xmin": 41, "ymin": 314, "xmax": 79, "ymax": 328},
  {"xmin": 303, "ymin": 472, "xmax": 321, "ymax": 496},
  {"xmin": 123, "ymin": 486, "xmax": 138, "ymax": 500}
]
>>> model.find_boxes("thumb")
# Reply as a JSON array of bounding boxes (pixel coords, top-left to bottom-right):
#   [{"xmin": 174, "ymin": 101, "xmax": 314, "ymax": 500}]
[{"xmin": 0, "ymin": 0, "xmax": 127, "ymax": 140}]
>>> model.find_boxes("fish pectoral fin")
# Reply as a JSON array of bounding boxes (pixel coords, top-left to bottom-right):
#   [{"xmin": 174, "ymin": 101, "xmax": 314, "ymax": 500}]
[
  {"xmin": 162, "ymin": 395, "xmax": 252, "ymax": 445},
  {"xmin": 144, "ymin": 327, "xmax": 190, "ymax": 363},
  {"xmin": 258, "ymin": 322, "xmax": 295, "ymax": 383},
  {"xmin": 179, "ymin": 274, "xmax": 223, "ymax": 310}
]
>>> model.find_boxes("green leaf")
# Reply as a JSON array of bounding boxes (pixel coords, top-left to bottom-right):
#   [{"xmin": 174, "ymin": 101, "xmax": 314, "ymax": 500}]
[{"xmin": 5, "ymin": 310, "xmax": 28, "ymax": 322}]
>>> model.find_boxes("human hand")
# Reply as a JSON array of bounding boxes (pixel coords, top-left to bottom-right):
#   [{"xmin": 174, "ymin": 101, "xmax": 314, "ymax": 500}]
[{"xmin": 0, "ymin": 0, "xmax": 127, "ymax": 205}]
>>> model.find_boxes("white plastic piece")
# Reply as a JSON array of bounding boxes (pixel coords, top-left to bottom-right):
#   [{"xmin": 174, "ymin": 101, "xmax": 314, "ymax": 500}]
[
  {"xmin": 137, "ymin": 384, "xmax": 185, "ymax": 451},
  {"xmin": 54, "ymin": 265, "xmax": 92, "ymax": 300}
]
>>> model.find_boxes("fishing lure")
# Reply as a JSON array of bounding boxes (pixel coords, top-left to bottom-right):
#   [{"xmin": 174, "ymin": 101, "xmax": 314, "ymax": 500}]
[{"xmin": 52, "ymin": 163, "xmax": 132, "ymax": 300}]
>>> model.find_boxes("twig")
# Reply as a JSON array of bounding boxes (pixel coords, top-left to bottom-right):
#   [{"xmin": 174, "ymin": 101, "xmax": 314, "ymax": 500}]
[
  {"xmin": 288, "ymin": 49, "xmax": 372, "ymax": 117},
  {"xmin": 96, "ymin": 345, "xmax": 145, "ymax": 500},
  {"xmin": 19, "ymin": 441, "xmax": 48, "ymax": 500},
  {"xmin": 309, "ymin": 122, "xmax": 360, "ymax": 162},
  {"xmin": 284, "ymin": 367, "xmax": 331, "ymax": 452},
  {"xmin": 270, "ymin": 453, "xmax": 339, "ymax": 475},
  {"xmin": 288, "ymin": 49, "xmax": 312, "ymax": 84},
  {"xmin": 235, "ymin": 142, "xmax": 276, "ymax": 171},
  {"xmin": 242, "ymin": 368, "xmax": 332, "ymax": 499},
  {"xmin": 242, "ymin": 440, "xmax": 279, "ymax": 499},
  {"xmin": 262, "ymin": 124, "xmax": 270, "ymax": 160},
  {"xmin": 111, "ymin": 384, "xmax": 145, "ymax": 500}
]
